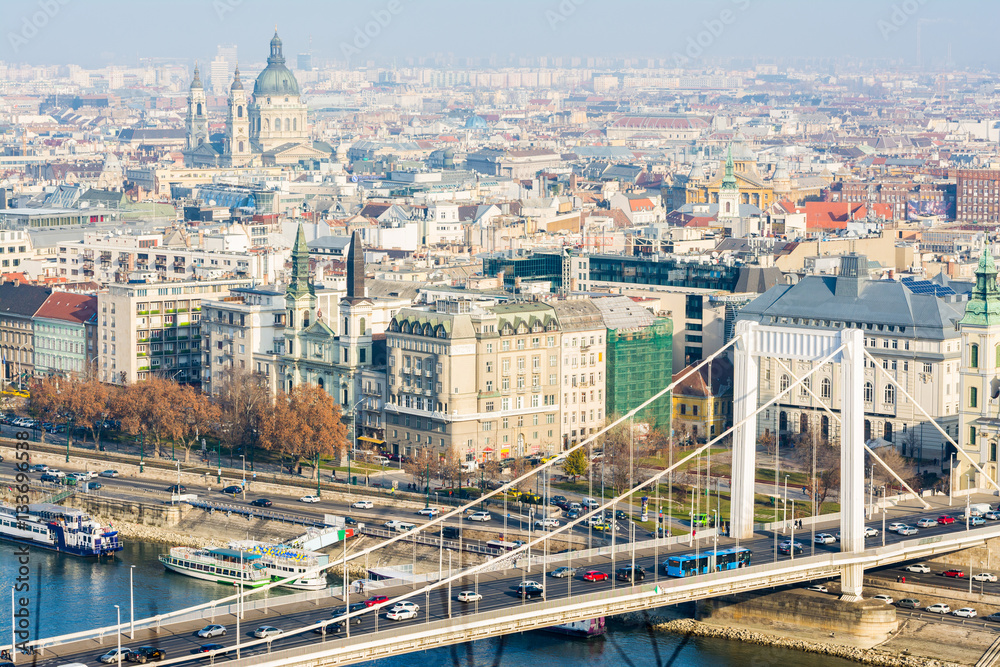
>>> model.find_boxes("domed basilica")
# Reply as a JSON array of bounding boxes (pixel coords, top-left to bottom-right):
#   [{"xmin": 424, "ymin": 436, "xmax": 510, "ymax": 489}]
[{"xmin": 184, "ymin": 31, "xmax": 324, "ymax": 167}]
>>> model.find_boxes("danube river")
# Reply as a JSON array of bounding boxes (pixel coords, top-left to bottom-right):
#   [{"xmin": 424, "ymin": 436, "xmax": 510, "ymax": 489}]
[{"xmin": 1, "ymin": 541, "xmax": 857, "ymax": 667}]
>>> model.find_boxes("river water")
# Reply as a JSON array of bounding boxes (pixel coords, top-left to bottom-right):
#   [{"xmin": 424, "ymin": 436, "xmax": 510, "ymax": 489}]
[{"xmin": 0, "ymin": 541, "xmax": 858, "ymax": 667}]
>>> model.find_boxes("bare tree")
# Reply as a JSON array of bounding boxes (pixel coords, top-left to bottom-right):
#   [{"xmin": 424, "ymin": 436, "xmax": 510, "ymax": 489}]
[
  {"xmin": 217, "ymin": 369, "xmax": 272, "ymax": 470},
  {"xmin": 597, "ymin": 416, "xmax": 653, "ymax": 495},
  {"xmin": 404, "ymin": 448, "xmax": 437, "ymax": 493},
  {"xmin": 869, "ymin": 446, "xmax": 917, "ymax": 490}
]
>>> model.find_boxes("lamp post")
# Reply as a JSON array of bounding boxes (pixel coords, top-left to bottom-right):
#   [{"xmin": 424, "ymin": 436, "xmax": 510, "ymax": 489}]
[
  {"xmin": 239, "ymin": 455, "xmax": 246, "ymax": 501},
  {"xmin": 114, "ymin": 605, "xmax": 121, "ymax": 667},
  {"xmin": 129, "ymin": 565, "xmax": 135, "ymax": 639},
  {"xmin": 65, "ymin": 415, "xmax": 72, "ymax": 463},
  {"xmin": 216, "ymin": 439, "xmax": 222, "ymax": 484},
  {"xmin": 783, "ymin": 475, "xmax": 789, "ymax": 534},
  {"xmin": 425, "ymin": 461, "xmax": 430, "ymax": 509},
  {"xmin": 139, "ymin": 435, "xmax": 144, "ymax": 474},
  {"xmin": 712, "ymin": 509, "xmax": 718, "ymax": 554},
  {"xmin": 949, "ymin": 453, "xmax": 956, "ymax": 506},
  {"xmin": 348, "ymin": 397, "xmax": 365, "ymax": 491}
]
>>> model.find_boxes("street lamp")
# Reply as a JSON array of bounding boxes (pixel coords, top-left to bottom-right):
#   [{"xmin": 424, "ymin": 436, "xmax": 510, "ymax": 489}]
[
  {"xmin": 347, "ymin": 397, "xmax": 365, "ymax": 492},
  {"xmin": 239, "ymin": 455, "xmax": 246, "ymax": 500},
  {"xmin": 65, "ymin": 415, "xmax": 73, "ymax": 463},
  {"xmin": 129, "ymin": 565, "xmax": 135, "ymax": 639},
  {"xmin": 216, "ymin": 438, "xmax": 222, "ymax": 484},
  {"xmin": 114, "ymin": 605, "xmax": 121, "ymax": 667},
  {"xmin": 711, "ymin": 509, "xmax": 718, "ymax": 554},
  {"xmin": 139, "ymin": 435, "xmax": 145, "ymax": 474},
  {"xmin": 783, "ymin": 475, "xmax": 789, "ymax": 534}
]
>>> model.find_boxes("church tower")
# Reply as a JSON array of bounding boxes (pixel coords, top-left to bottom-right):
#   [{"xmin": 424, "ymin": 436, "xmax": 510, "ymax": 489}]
[
  {"xmin": 718, "ymin": 145, "xmax": 742, "ymax": 234},
  {"xmin": 335, "ymin": 231, "xmax": 373, "ymax": 410},
  {"xmin": 225, "ymin": 66, "xmax": 252, "ymax": 167},
  {"xmin": 185, "ymin": 65, "xmax": 208, "ymax": 150},
  {"xmin": 282, "ymin": 223, "xmax": 317, "ymax": 392},
  {"xmin": 957, "ymin": 248, "xmax": 1000, "ymax": 490}
]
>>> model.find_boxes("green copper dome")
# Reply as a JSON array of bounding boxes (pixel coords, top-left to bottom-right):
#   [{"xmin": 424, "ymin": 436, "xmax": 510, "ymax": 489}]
[
  {"xmin": 959, "ymin": 248, "xmax": 1000, "ymax": 326},
  {"xmin": 253, "ymin": 30, "xmax": 300, "ymax": 97}
]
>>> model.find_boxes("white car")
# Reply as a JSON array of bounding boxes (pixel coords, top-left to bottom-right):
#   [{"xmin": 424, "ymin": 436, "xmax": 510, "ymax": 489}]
[
  {"xmin": 805, "ymin": 584, "xmax": 829, "ymax": 593},
  {"xmin": 905, "ymin": 564, "xmax": 931, "ymax": 574},
  {"xmin": 386, "ymin": 607, "xmax": 418, "ymax": 621},
  {"xmin": 417, "ymin": 507, "xmax": 439, "ymax": 517},
  {"xmin": 916, "ymin": 518, "xmax": 938, "ymax": 528},
  {"xmin": 897, "ymin": 525, "xmax": 918, "ymax": 536},
  {"xmin": 99, "ymin": 648, "xmax": 132, "ymax": 663},
  {"xmin": 973, "ymin": 573, "xmax": 998, "ymax": 582},
  {"xmin": 197, "ymin": 624, "xmax": 226, "ymax": 638},
  {"xmin": 887, "ymin": 522, "xmax": 907, "ymax": 532},
  {"xmin": 864, "ymin": 526, "xmax": 879, "ymax": 538},
  {"xmin": 985, "ymin": 510, "xmax": 1000, "ymax": 520},
  {"xmin": 299, "ymin": 495, "xmax": 321, "ymax": 503},
  {"xmin": 534, "ymin": 518, "xmax": 559, "ymax": 529},
  {"xmin": 457, "ymin": 591, "xmax": 482, "ymax": 603},
  {"xmin": 253, "ymin": 626, "xmax": 282, "ymax": 638},
  {"xmin": 925, "ymin": 603, "xmax": 951, "ymax": 614},
  {"xmin": 872, "ymin": 594, "xmax": 893, "ymax": 604},
  {"xmin": 814, "ymin": 533, "xmax": 836, "ymax": 544},
  {"xmin": 954, "ymin": 607, "xmax": 978, "ymax": 618},
  {"xmin": 466, "ymin": 511, "xmax": 492, "ymax": 522},
  {"xmin": 389, "ymin": 601, "xmax": 419, "ymax": 614},
  {"xmin": 351, "ymin": 500, "xmax": 374, "ymax": 510}
]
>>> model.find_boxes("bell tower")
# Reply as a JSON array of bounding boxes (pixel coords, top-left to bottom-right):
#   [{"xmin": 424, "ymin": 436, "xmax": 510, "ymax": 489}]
[
  {"xmin": 185, "ymin": 64, "xmax": 208, "ymax": 150},
  {"xmin": 225, "ymin": 65, "xmax": 251, "ymax": 166}
]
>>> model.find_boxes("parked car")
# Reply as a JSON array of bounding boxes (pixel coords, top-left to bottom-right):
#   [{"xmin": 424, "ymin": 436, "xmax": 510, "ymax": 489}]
[
  {"xmin": 582, "ymin": 570, "xmax": 609, "ymax": 582},
  {"xmin": 973, "ymin": 572, "xmax": 998, "ymax": 582},
  {"xmin": 942, "ymin": 569, "xmax": 965, "ymax": 578},
  {"xmin": 916, "ymin": 518, "xmax": 938, "ymax": 528},
  {"xmin": 550, "ymin": 567, "xmax": 578, "ymax": 578},
  {"xmin": 534, "ymin": 517, "xmax": 559, "ymax": 529},
  {"xmin": 615, "ymin": 565, "xmax": 645, "ymax": 582},
  {"xmin": 937, "ymin": 515, "xmax": 956, "ymax": 525},
  {"xmin": 896, "ymin": 598, "xmax": 921, "ymax": 609},
  {"xmin": 466, "ymin": 511, "xmax": 492, "ymax": 522},
  {"xmin": 99, "ymin": 648, "xmax": 132, "ymax": 663},
  {"xmin": 905, "ymin": 564, "xmax": 930, "ymax": 574},
  {"xmin": 351, "ymin": 500, "xmax": 374, "ymax": 510},
  {"xmin": 128, "ymin": 647, "xmax": 166, "ymax": 663},
  {"xmin": 99, "ymin": 470, "xmax": 119, "ymax": 478},
  {"xmin": 252, "ymin": 626, "xmax": 282, "ymax": 638},
  {"xmin": 299, "ymin": 495, "xmax": 320, "ymax": 503},
  {"xmin": 249, "ymin": 498, "xmax": 272, "ymax": 508},
  {"xmin": 805, "ymin": 584, "xmax": 829, "ymax": 593},
  {"xmin": 457, "ymin": 591, "xmax": 482, "ymax": 603},
  {"xmin": 872, "ymin": 594, "xmax": 893, "ymax": 604},
  {"xmin": 954, "ymin": 607, "xmax": 978, "ymax": 618},
  {"xmin": 196, "ymin": 624, "xmax": 226, "ymax": 638},
  {"xmin": 925, "ymin": 603, "xmax": 951, "ymax": 614}
]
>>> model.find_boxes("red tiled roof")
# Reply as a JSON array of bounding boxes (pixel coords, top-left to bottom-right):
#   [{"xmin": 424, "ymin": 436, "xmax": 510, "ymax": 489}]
[
  {"xmin": 804, "ymin": 202, "xmax": 894, "ymax": 229},
  {"xmin": 35, "ymin": 292, "xmax": 96, "ymax": 324}
]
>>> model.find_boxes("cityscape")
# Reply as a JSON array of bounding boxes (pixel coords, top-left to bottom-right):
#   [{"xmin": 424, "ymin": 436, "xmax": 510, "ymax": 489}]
[{"xmin": 0, "ymin": 2, "xmax": 999, "ymax": 666}]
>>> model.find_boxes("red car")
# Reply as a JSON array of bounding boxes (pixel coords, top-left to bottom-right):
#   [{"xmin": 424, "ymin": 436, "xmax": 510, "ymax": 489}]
[
  {"xmin": 363, "ymin": 595, "xmax": 389, "ymax": 607},
  {"xmin": 942, "ymin": 569, "xmax": 965, "ymax": 578},
  {"xmin": 582, "ymin": 570, "xmax": 609, "ymax": 582},
  {"xmin": 937, "ymin": 515, "xmax": 956, "ymax": 525}
]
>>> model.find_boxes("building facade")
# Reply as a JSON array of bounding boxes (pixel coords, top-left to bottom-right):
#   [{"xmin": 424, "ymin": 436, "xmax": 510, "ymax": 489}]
[
  {"xmin": 0, "ymin": 282, "xmax": 51, "ymax": 386},
  {"xmin": 32, "ymin": 292, "xmax": 97, "ymax": 378}
]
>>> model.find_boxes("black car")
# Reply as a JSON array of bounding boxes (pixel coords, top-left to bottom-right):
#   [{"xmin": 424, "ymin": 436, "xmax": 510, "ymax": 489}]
[
  {"xmin": 615, "ymin": 565, "xmax": 646, "ymax": 582},
  {"xmin": 166, "ymin": 485, "xmax": 186, "ymax": 493},
  {"xmin": 986, "ymin": 612, "xmax": 1000, "ymax": 623},
  {"xmin": 442, "ymin": 526, "xmax": 461, "ymax": 539},
  {"xmin": 249, "ymin": 498, "xmax": 272, "ymax": 508},
  {"xmin": 551, "ymin": 495, "xmax": 567, "ymax": 506},
  {"xmin": 129, "ymin": 646, "xmax": 166, "ymax": 663},
  {"xmin": 222, "ymin": 485, "xmax": 242, "ymax": 495},
  {"xmin": 520, "ymin": 585, "xmax": 544, "ymax": 599},
  {"xmin": 331, "ymin": 603, "xmax": 366, "ymax": 622},
  {"xmin": 40, "ymin": 473, "xmax": 59, "ymax": 483},
  {"xmin": 344, "ymin": 516, "xmax": 358, "ymax": 526}
]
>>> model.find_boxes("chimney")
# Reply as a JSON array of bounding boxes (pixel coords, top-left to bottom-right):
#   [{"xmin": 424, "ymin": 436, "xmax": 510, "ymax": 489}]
[{"xmin": 835, "ymin": 253, "xmax": 867, "ymax": 299}]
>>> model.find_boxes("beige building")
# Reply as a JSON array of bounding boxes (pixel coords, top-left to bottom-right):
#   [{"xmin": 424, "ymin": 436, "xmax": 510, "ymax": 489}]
[
  {"xmin": 98, "ymin": 277, "xmax": 253, "ymax": 386},
  {"xmin": 551, "ymin": 299, "xmax": 607, "ymax": 448},
  {"xmin": 385, "ymin": 300, "xmax": 562, "ymax": 462}
]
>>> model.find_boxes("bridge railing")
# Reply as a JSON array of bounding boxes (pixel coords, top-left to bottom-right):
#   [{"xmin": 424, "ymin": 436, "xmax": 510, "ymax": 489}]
[
  {"xmin": 359, "ymin": 525, "xmax": 506, "ymax": 556},
  {"xmin": 518, "ymin": 530, "xmax": 717, "ymax": 568}
]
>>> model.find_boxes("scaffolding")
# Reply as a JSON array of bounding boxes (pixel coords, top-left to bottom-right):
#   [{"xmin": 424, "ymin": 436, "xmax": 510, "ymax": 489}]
[{"xmin": 606, "ymin": 317, "xmax": 673, "ymax": 429}]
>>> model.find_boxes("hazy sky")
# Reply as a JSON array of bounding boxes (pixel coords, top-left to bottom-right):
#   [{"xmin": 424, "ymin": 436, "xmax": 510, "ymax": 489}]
[{"xmin": 0, "ymin": 0, "xmax": 990, "ymax": 70}]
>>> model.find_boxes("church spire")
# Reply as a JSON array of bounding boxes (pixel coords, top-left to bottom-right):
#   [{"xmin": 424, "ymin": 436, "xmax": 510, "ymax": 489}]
[
  {"xmin": 721, "ymin": 144, "xmax": 737, "ymax": 190},
  {"xmin": 347, "ymin": 230, "xmax": 366, "ymax": 301},
  {"xmin": 287, "ymin": 223, "xmax": 314, "ymax": 298},
  {"xmin": 960, "ymin": 247, "xmax": 1000, "ymax": 326}
]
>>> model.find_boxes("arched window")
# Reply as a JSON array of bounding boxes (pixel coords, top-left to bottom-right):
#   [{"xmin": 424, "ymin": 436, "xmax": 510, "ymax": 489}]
[
  {"xmin": 864, "ymin": 382, "xmax": 873, "ymax": 403},
  {"xmin": 725, "ymin": 201, "xmax": 731, "ymax": 213},
  {"xmin": 343, "ymin": 389, "xmax": 349, "ymax": 405},
  {"xmin": 864, "ymin": 419, "xmax": 871, "ymax": 442},
  {"xmin": 971, "ymin": 386, "xmax": 979, "ymax": 408},
  {"xmin": 359, "ymin": 317, "xmax": 366, "ymax": 335},
  {"xmin": 884, "ymin": 385, "xmax": 895, "ymax": 404},
  {"xmin": 237, "ymin": 105, "xmax": 243, "ymax": 118},
  {"xmin": 264, "ymin": 118, "xmax": 270, "ymax": 131},
  {"xmin": 196, "ymin": 102, "xmax": 202, "ymax": 115},
  {"xmin": 799, "ymin": 413, "xmax": 808, "ymax": 433},
  {"xmin": 779, "ymin": 375, "xmax": 789, "ymax": 392},
  {"xmin": 238, "ymin": 141, "xmax": 244, "ymax": 152},
  {"xmin": 820, "ymin": 378, "xmax": 832, "ymax": 399},
  {"xmin": 800, "ymin": 376, "xmax": 811, "ymax": 396},
  {"xmin": 317, "ymin": 377, "xmax": 324, "ymax": 390},
  {"xmin": 972, "ymin": 343, "xmax": 980, "ymax": 368},
  {"xmin": 820, "ymin": 415, "xmax": 830, "ymax": 439},
  {"xmin": 884, "ymin": 422, "xmax": 893, "ymax": 442},
  {"xmin": 344, "ymin": 317, "xmax": 349, "ymax": 335}
]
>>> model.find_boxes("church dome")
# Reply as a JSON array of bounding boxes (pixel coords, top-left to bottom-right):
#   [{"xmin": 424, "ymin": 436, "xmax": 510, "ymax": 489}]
[
  {"xmin": 253, "ymin": 30, "xmax": 300, "ymax": 97},
  {"xmin": 190, "ymin": 64, "xmax": 203, "ymax": 89},
  {"xmin": 465, "ymin": 114, "xmax": 488, "ymax": 130}
]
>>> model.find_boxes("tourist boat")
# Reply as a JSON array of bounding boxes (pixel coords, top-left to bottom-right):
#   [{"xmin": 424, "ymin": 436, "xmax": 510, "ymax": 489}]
[
  {"xmin": 543, "ymin": 618, "xmax": 606, "ymax": 638},
  {"xmin": 158, "ymin": 546, "xmax": 272, "ymax": 588},
  {"xmin": 159, "ymin": 542, "xmax": 329, "ymax": 591},
  {"xmin": 0, "ymin": 503, "xmax": 122, "ymax": 556}
]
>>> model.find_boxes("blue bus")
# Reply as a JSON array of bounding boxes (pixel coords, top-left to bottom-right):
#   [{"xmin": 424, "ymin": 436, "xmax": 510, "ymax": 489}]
[{"xmin": 662, "ymin": 547, "xmax": 751, "ymax": 577}]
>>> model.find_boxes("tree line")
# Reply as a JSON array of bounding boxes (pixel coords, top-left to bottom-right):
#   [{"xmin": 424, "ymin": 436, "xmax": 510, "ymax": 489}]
[{"xmin": 26, "ymin": 369, "xmax": 347, "ymax": 478}]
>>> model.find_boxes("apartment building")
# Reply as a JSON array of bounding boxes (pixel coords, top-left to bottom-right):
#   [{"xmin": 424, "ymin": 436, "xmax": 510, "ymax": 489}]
[
  {"xmin": 551, "ymin": 299, "xmax": 607, "ymax": 448},
  {"xmin": 33, "ymin": 292, "xmax": 97, "ymax": 377},
  {"xmin": 385, "ymin": 299, "xmax": 562, "ymax": 462},
  {"xmin": 738, "ymin": 254, "xmax": 966, "ymax": 460},
  {"xmin": 0, "ymin": 281, "xmax": 51, "ymax": 385},
  {"xmin": 98, "ymin": 277, "xmax": 253, "ymax": 386}
]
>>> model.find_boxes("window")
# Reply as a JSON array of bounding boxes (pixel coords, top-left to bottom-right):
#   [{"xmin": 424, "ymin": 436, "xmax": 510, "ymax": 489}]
[
  {"xmin": 884, "ymin": 385, "xmax": 894, "ymax": 405},
  {"xmin": 972, "ymin": 343, "xmax": 980, "ymax": 368},
  {"xmin": 971, "ymin": 386, "xmax": 979, "ymax": 408},
  {"xmin": 820, "ymin": 378, "xmax": 831, "ymax": 400},
  {"xmin": 779, "ymin": 375, "xmax": 789, "ymax": 392},
  {"xmin": 970, "ymin": 426, "xmax": 977, "ymax": 447},
  {"xmin": 864, "ymin": 382, "xmax": 873, "ymax": 403}
]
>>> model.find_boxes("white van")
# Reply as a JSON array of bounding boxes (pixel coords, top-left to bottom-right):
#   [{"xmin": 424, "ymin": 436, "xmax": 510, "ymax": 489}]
[
  {"xmin": 371, "ymin": 455, "xmax": 390, "ymax": 467},
  {"xmin": 967, "ymin": 503, "xmax": 992, "ymax": 517},
  {"xmin": 461, "ymin": 461, "xmax": 479, "ymax": 473}
]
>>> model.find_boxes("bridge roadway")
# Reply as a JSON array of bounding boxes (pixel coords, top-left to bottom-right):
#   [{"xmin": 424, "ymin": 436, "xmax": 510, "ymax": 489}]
[{"xmin": 24, "ymin": 493, "xmax": 1000, "ymax": 667}]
